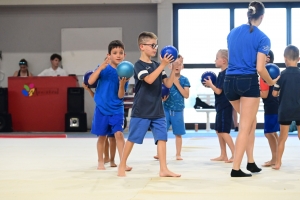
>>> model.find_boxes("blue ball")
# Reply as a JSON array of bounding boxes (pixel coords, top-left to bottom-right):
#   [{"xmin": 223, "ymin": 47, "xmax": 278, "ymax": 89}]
[
  {"xmin": 160, "ymin": 45, "xmax": 178, "ymax": 62},
  {"xmin": 162, "ymin": 83, "xmax": 170, "ymax": 97},
  {"xmin": 201, "ymin": 71, "xmax": 217, "ymax": 87},
  {"xmin": 117, "ymin": 61, "xmax": 134, "ymax": 79},
  {"xmin": 83, "ymin": 70, "xmax": 98, "ymax": 88},
  {"xmin": 266, "ymin": 63, "xmax": 280, "ymax": 79}
]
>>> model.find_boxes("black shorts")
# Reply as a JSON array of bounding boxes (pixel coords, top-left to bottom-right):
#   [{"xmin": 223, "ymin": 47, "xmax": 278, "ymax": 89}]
[
  {"xmin": 215, "ymin": 106, "xmax": 233, "ymax": 133},
  {"xmin": 279, "ymin": 121, "xmax": 300, "ymax": 125}
]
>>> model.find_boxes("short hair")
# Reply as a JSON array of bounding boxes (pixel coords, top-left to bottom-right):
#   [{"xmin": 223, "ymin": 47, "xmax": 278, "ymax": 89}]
[
  {"xmin": 247, "ymin": 1, "xmax": 265, "ymax": 33},
  {"xmin": 137, "ymin": 31, "xmax": 158, "ymax": 47},
  {"xmin": 50, "ymin": 53, "xmax": 62, "ymax": 61},
  {"xmin": 218, "ymin": 49, "xmax": 228, "ymax": 61},
  {"xmin": 268, "ymin": 50, "xmax": 274, "ymax": 63},
  {"xmin": 284, "ymin": 45, "xmax": 299, "ymax": 61},
  {"xmin": 19, "ymin": 58, "xmax": 28, "ymax": 66},
  {"xmin": 108, "ymin": 40, "xmax": 125, "ymax": 54}
]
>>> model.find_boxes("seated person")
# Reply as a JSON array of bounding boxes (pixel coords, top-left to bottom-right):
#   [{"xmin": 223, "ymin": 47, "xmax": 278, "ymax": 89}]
[
  {"xmin": 13, "ymin": 59, "xmax": 33, "ymax": 77},
  {"xmin": 38, "ymin": 54, "xmax": 68, "ymax": 76}
]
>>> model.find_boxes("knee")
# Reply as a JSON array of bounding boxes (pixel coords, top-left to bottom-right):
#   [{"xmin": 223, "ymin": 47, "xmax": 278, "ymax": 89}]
[{"xmin": 114, "ymin": 131, "xmax": 124, "ymax": 140}]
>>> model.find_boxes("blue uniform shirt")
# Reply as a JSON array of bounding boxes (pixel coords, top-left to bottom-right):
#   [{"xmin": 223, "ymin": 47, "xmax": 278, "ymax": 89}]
[
  {"xmin": 163, "ymin": 75, "xmax": 190, "ymax": 111},
  {"xmin": 94, "ymin": 64, "xmax": 128, "ymax": 115},
  {"xmin": 227, "ymin": 24, "xmax": 270, "ymax": 75}
]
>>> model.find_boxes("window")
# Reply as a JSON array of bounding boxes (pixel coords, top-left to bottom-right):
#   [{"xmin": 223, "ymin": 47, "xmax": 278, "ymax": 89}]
[
  {"xmin": 178, "ymin": 9, "xmax": 230, "ymax": 64},
  {"xmin": 235, "ymin": 8, "xmax": 286, "ymax": 63},
  {"xmin": 291, "ymin": 8, "xmax": 300, "ymax": 46}
]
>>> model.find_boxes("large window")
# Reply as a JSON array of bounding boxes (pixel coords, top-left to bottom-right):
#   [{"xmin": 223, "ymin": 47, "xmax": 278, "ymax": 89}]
[
  {"xmin": 178, "ymin": 9, "xmax": 230, "ymax": 64},
  {"xmin": 292, "ymin": 8, "xmax": 300, "ymax": 46},
  {"xmin": 235, "ymin": 8, "xmax": 286, "ymax": 63}
]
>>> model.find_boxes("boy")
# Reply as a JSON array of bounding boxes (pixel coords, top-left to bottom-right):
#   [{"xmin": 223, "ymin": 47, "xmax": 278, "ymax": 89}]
[
  {"xmin": 272, "ymin": 45, "xmax": 300, "ymax": 170},
  {"xmin": 203, "ymin": 49, "xmax": 235, "ymax": 163},
  {"xmin": 118, "ymin": 31, "xmax": 181, "ymax": 177},
  {"xmin": 88, "ymin": 40, "xmax": 131, "ymax": 171},
  {"xmin": 259, "ymin": 50, "xmax": 279, "ymax": 167},
  {"xmin": 82, "ymin": 82, "xmax": 117, "ymax": 168},
  {"xmin": 155, "ymin": 55, "xmax": 190, "ymax": 160}
]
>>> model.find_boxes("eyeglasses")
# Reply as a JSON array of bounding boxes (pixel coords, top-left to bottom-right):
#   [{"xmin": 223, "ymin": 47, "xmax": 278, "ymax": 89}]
[
  {"xmin": 142, "ymin": 44, "xmax": 158, "ymax": 49},
  {"xmin": 19, "ymin": 61, "xmax": 27, "ymax": 65}
]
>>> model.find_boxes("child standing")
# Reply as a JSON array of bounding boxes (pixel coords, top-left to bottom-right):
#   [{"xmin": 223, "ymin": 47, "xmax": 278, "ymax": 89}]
[
  {"xmin": 118, "ymin": 31, "xmax": 180, "ymax": 177},
  {"xmin": 272, "ymin": 45, "xmax": 300, "ymax": 170},
  {"xmin": 82, "ymin": 82, "xmax": 117, "ymax": 167},
  {"xmin": 203, "ymin": 49, "xmax": 235, "ymax": 163},
  {"xmin": 259, "ymin": 50, "xmax": 279, "ymax": 167},
  {"xmin": 88, "ymin": 40, "xmax": 131, "ymax": 171},
  {"xmin": 155, "ymin": 55, "xmax": 190, "ymax": 160}
]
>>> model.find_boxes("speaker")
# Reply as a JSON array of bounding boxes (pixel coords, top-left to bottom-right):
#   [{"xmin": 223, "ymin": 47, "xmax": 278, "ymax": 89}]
[
  {"xmin": 0, "ymin": 88, "xmax": 8, "ymax": 114},
  {"xmin": 67, "ymin": 87, "xmax": 84, "ymax": 113},
  {"xmin": 0, "ymin": 113, "xmax": 12, "ymax": 132},
  {"xmin": 65, "ymin": 112, "xmax": 87, "ymax": 132}
]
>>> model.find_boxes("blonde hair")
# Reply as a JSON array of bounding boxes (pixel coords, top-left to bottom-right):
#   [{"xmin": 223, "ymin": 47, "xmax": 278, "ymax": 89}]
[
  {"xmin": 137, "ymin": 31, "xmax": 158, "ymax": 46},
  {"xmin": 218, "ymin": 49, "xmax": 228, "ymax": 61}
]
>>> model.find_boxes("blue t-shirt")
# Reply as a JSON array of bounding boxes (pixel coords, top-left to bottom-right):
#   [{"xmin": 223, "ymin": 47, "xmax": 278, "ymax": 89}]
[
  {"xmin": 94, "ymin": 64, "xmax": 128, "ymax": 115},
  {"xmin": 163, "ymin": 75, "xmax": 190, "ymax": 111},
  {"xmin": 227, "ymin": 24, "xmax": 270, "ymax": 75},
  {"xmin": 131, "ymin": 60, "xmax": 167, "ymax": 119},
  {"xmin": 214, "ymin": 69, "xmax": 232, "ymax": 112}
]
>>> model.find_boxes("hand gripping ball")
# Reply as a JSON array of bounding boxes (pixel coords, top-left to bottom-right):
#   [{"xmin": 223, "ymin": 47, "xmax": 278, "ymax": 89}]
[
  {"xmin": 160, "ymin": 45, "xmax": 178, "ymax": 63},
  {"xmin": 201, "ymin": 71, "xmax": 217, "ymax": 88},
  {"xmin": 117, "ymin": 61, "xmax": 134, "ymax": 79}
]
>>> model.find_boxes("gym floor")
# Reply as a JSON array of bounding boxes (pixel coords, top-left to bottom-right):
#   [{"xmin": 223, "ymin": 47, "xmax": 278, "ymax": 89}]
[{"xmin": 0, "ymin": 130, "xmax": 300, "ymax": 200}]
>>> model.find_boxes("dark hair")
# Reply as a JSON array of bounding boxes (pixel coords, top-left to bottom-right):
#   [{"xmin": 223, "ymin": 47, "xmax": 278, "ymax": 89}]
[
  {"xmin": 284, "ymin": 45, "xmax": 299, "ymax": 61},
  {"xmin": 247, "ymin": 1, "xmax": 265, "ymax": 33},
  {"xmin": 19, "ymin": 59, "xmax": 28, "ymax": 66},
  {"xmin": 108, "ymin": 40, "xmax": 125, "ymax": 54},
  {"xmin": 268, "ymin": 50, "xmax": 274, "ymax": 63},
  {"xmin": 50, "ymin": 53, "xmax": 62, "ymax": 61}
]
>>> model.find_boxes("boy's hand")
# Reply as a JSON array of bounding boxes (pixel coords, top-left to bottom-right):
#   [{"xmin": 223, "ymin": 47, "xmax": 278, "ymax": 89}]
[
  {"xmin": 203, "ymin": 77, "xmax": 213, "ymax": 88},
  {"xmin": 98, "ymin": 56, "xmax": 110, "ymax": 70},
  {"xmin": 160, "ymin": 53, "xmax": 174, "ymax": 67},
  {"xmin": 119, "ymin": 77, "xmax": 129, "ymax": 85},
  {"xmin": 162, "ymin": 95, "xmax": 169, "ymax": 101},
  {"xmin": 82, "ymin": 82, "xmax": 89, "ymax": 90}
]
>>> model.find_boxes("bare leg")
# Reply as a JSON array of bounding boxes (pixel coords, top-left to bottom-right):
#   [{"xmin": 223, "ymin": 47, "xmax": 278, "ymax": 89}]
[
  {"xmin": 114, "ymin": 131, "xmax": 132, "ymax": 171},
  {"xmin": 118, "ymin": 140, "xmax": 134, "ymax": 177},
  {"xmin": 211, "ymin": 133, "xmax": 228, "ymax": 161},
  {"xmin": 297, "ymin": 125, "xmax": 300, "ymax": 140},
  {"xmin": 108, "ymin": 137, "xmax": 117, "ymax": 167},
  {"xmin": 262, "ymin": 133, "xmax": 278, "ymax": 166},
  {"xmin": 273, "ymin": 125, "xmax": 289, "ymax": 170},
  {"xmin": 230, "ymin": 97, "xmax": 259, "ymax": 177},
  {"xmin": 157, "ymin": 140, "xmax": 181, "ymax": 177},
  {"xmin": 232, "ymin": 108, "xmax": 239, "ymax": 130},
  {"xmin": 104, "ymin": 137, "xmax": 110, "ymax": 163},
  {"xmin": 175, "ymin": 135, "xmax": 183, "ymax": 160},
  {"xmin": 246, "ymin": 118, "xmax": 256, "ymax": 163},
  {"xmin": 221, "ymin": 133, "xmax": 235, "ymax": 163},
  {"xmin": 97, "ymin": 136, "xmax": 107, "ymax": 170}
]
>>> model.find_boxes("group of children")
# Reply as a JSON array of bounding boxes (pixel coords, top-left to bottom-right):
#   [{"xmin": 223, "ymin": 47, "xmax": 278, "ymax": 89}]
[{"xmin": 82, "ymin": 26, "xmax": 300, "ymax": 177}]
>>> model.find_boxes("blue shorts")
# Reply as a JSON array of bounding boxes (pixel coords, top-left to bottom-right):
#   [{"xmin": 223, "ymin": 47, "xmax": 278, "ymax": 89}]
[
  {"xmin": 264, "ymin": 114, "xmax": 280, "ymax": 133},
  {"xmin": 91, "ymin": 107, "xmax": 124, "ymax": 137},
  {"xmin": 224, "ymin": 74, "xmax": 260, "ymax": 101},
  {"xmin": 215, "ymin": 106, "xmax": 232, "ymax": 133},
  {"xmin": 164, "ymin": 108, "xmax": 186, "ymax": 136},
  {"xmin": 127, "ymin": 117, "xmax": 167, "ymax": 145}
]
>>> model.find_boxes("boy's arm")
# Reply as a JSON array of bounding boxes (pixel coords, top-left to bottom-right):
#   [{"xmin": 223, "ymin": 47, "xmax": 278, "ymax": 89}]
[
  {"xmin": 259, "ymin": 77, "xmax": 269, "ymax": 99},
  {"xmin": 173, "ymin": 78, "xmax": 190, "ymax": 99},
  {"xmin": 272, "ymin": 82, "xmax": 280, "ymax": 97},
  {"xmin": 118, "ymin": 78, "xmax": 129, "ymax": 98},
  {"xmin": 203, "ymin": 77, "xmax": 222, "ymax": 95},
  {"xmin": 82, "ymin": 83, "xmax": 95, "ymax": 98},
  {"xmin": 88, "ymin": 57, "xmax": 109, "ymax": 85},
  {"xmin": 143, "ymin": 55, "xmax": 173, "ymax": 85},
  {"xmin": 162, "ymin": 69, "xmax": 176, "ymax": 88}
]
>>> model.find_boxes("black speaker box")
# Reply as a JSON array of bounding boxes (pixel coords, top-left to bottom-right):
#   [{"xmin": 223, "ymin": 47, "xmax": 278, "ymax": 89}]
[
  {"xmin": 0, "ymin": 113, "xmax": 13, "ymax": 132},
  {"xmin": 65, "ymin": 112, "xmax": 87, "ymax": 132},
  {"xmin": 0, "ymin": 88, "xmax": 8, "ymax": 114},
  {"xmin": 67, "ymin": 87, "xmax": 84, "ymax": 113}
]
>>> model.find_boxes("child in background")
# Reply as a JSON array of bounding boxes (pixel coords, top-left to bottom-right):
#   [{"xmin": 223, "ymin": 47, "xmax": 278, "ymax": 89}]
[
  {"xmin": 272, "ymin": 45, "xmax": 300, "ymax": 170},
  {"xmin": 203, "ymin": 49, "xmax": 234, "ymax": 163},
  {"xmin": 259, "ymin": 50, "xmax": 279, "ymax": 167}
]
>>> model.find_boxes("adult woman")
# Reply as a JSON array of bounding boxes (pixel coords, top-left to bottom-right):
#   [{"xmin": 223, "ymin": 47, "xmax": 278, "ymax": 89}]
[
  {"xmin": 13, "ymin": 59, "xmax": 33, "ymax": 77},
  {"xmin": 224, "ymin": 1, "xmax": 279, "ymax": 177}
]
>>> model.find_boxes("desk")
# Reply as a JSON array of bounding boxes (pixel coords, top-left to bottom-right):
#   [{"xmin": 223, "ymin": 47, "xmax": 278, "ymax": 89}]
[{"xmin": 8, "ymin": 76, "xmax": 78, "ymax": 132}]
